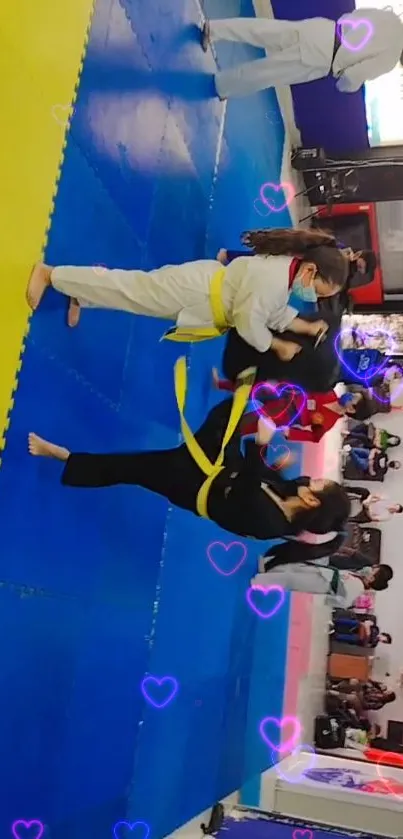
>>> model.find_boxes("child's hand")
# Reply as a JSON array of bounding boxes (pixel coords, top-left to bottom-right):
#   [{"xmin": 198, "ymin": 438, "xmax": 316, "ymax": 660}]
[
  {"xmin": 274, "ymin": 339, "xmax": 302, "ymax": 362},
  {"xmin": 309, "ymin": 319, "xmax": 329, "ymax": 338}
]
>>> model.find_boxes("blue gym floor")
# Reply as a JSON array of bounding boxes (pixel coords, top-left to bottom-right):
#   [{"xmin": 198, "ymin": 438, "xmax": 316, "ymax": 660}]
[{"xmin": 0, "ymin": 1, "xmax": 303, "ymax": 836}]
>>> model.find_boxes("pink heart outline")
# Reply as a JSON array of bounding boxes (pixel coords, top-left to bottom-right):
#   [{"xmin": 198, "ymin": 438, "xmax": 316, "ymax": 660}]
[
  {"xmin": 207, "ymin": 541, "xmax": 247, "ymax": 576},
  {"xmin": 334, "ymin": 326, "xmax": 395, "ymax": 384},
  {"xmin": 275, "ymin": 744, "xmax": 317, "ymax": 785},
  {"xmin": 141, "ymin": 675, "xmax": 178, "ymax": 709},
  {"xmin": 251, "ymin": 381, "xmax": 307, "ymax": 431},
  {"xmin": 260, "ymin": 443, "xmax": 291, "ymax": 471},
  {"xmin": 260, "ymin": 181, "xmax": 295, "ymax": 213},
  {"xmin": 93, "ymin": 264, "xmax": 107, "ymax": 276},
  {"xmin": 12, "ymin": 822, "xmax": 44, "ymax": 839},
  {"xmin": 293, "ymin": 830, "xmax": 314, "ymax": 839},
  {"xmin": 337, "ymin": 18, "xmax": 374, "ymax": 52},
  {"xmin": 259, "ymin": 715, "xmax": 302, "ymax": 754},
  {"xmin": 51, "ymin": 104, "xmax": 72, "ymax": 128},
  {"xmin": 113, "ymin": 822, "xmax": 150, "ymax": 839},
  {"xmin": 246, "ymin": 584, "xmax": 285, "ymax": 619},
  {"xmin": 253, "ymin": 197, "xmax": 272, "ymax": 218}
]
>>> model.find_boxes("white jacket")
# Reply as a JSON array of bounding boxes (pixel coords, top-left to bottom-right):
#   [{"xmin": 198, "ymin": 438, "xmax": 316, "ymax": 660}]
[{"xmin": 333, "ymin": 8, "xmax": 403, "ymax": 93}]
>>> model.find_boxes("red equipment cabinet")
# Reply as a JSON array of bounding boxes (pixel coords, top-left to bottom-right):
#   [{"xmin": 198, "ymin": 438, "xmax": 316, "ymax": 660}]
[{"xmin": 316, "ymin": 202, "xmax": 384, "ymax": 306}]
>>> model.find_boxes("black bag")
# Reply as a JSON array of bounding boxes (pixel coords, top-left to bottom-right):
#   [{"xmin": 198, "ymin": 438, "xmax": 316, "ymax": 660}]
[{"xmin": 314, "ymin": 714, "xmax": 345, "ymax": 749}]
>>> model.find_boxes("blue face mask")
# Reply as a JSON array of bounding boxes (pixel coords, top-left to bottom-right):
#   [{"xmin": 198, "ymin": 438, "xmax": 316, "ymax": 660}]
[{"xmin": 291, "ymin": 277, "xmax": 318, "ymax": 304}]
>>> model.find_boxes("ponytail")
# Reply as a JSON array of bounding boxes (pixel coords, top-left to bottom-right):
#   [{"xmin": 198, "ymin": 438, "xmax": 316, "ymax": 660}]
[
  {"xmin": 241, "ymin": 227, "xmax": 348, "ymax": 290},
  {"xmin": 241, "ymin": 226, "xmax": 338, "ymax": 256}
]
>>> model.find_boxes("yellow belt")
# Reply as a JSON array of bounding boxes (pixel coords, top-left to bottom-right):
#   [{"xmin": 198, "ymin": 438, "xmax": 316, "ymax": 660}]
[
  {"xmin": 164, "ymin": 267, "xmax": 228, "ymax": 342},
  {"xmin": 174, "ymin": 356, "xmax": 254, "ymax": 518}
]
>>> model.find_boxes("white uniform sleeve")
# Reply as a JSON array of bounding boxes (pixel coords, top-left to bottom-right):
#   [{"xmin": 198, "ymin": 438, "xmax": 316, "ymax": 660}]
[{"xmin": 336, "ymin": 53, "xmax": 396, "ymax": 93}]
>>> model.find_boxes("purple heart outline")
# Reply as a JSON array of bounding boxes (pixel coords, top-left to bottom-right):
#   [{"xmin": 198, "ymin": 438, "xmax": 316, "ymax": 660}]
[
  {"xmin": 334, "ymin": 326, "xmax": 396, "ymax": 385},
  {"xmin": 260, "ymin": 181, "xmax": 295, "ymax": 213},
  {"xmin": 246, "ymin": 584, "xmax": 285, "ymax": 619},
  {"xmin": 207, "ymin": 541, "xmax": 247, "ymax": 576},
  {"xmin": 253, "ymin": 197, "xmax": 272, "ymax": 217},
  {"xmin": 274, "ymin": 744, "xmax": 317, "ymax": 784},
  {"xmin": 12, "ymin": 822, "xmax": 44, "ymax": 839},
  {"xmin": 337, "ymin": 18, "xmax": 374, "ymax": 52},
  {"xmin": 259, "ymin": 715, "xmax": 302, "ymax": 754},
  {"xmin": 262, "ymin": 443, "xmax": 291, "ymax": 470},
  {"xmin": 113, "ymin": 822, "xmax": 150, "ymax": 839},
  {"xmin": 141, "ymin": 676, "xmax": 178, "ymax": 709},
  {"xmin": 251, "ymin": 381, "xmax": 307, "ymax": 431}
]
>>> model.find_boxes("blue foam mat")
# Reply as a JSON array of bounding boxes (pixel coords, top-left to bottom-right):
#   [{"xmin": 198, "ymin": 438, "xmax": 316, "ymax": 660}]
[{"xmin": 0, "ymin": 0, "xmax": 298, "ymax": 835}]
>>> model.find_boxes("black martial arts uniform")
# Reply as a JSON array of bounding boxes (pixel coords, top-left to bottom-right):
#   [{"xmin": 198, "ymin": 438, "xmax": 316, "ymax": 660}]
[
  {"xmin": 61, "ymin": 399, "xmax": 311, "ymax": 541},
  {"xmin": 222, "ymin": 314, "xmax": 342, "ymax": 392},
  {"xmin": 262, "ymin": 536, "xmax": 370, "ymax": 573}
]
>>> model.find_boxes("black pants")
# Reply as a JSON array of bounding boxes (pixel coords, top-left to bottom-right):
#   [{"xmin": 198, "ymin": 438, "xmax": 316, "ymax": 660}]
[
  {"xmin": 223, "ymin": 315, "xmax": 342, "ymax": 392},
  {"xmin": 62, "ymin": 399, "xmax": 239, "ymax": 513}
]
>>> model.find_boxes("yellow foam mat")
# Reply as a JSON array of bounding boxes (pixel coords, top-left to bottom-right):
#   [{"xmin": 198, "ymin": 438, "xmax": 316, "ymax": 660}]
[{"xmin": 0, "ymin": 0, "xmax": 95, "ymax": 455}]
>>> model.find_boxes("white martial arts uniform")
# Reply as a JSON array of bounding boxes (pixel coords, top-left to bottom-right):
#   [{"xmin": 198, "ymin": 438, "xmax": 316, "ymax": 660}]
[
  {"xmin": 250, "ymin": 564, "xmax": 365, "ymax": 609},
  {"xmin": 209, "ymin": 10, "xmax": 403, "ymax": 99},
  {"xmin": 51, "ymin": 255, "xmax": 298, "ymax": 352}
]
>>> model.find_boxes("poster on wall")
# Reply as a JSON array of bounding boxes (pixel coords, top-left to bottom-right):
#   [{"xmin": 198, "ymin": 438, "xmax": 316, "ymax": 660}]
[
  {"xmin": 302, "ymin": 761, "xmax": 403, "ymax": 798},
  {"xmin": 355, "ymin": 0, "xmax": 403, "ymax": 145}
]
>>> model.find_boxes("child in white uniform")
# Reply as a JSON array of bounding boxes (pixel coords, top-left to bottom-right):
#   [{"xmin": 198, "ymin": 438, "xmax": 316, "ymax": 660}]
[{"xmin": 26, "ymin": 229, "xmax": 347, "ymax": 357}]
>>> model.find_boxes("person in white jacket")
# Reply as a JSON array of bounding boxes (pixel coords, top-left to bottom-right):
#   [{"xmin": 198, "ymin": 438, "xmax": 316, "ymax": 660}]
[
  {"xmin": 26, "ymin": 228, "xmax": 347, "ymax": 357},
  {"xmin": 201, "ymin": 9, "xmax": 403, "ymax": 99}
]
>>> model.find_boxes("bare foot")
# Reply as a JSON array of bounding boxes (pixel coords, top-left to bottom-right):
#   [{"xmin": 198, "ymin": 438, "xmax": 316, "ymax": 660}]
[
  {"xmin": 201, "ymin": 19, "xmax": 210, "ymax": 52},
  {"xmin": 216, "ymin": 248, "xmax": 228, "ymax": 265},
  {"xmin": 67, "ymin": 297, "xmax": 81, "ymax": 328},
  {"xmin": 28, "ymin": 433, "xmax": 70, "ymax": 461},
  {"xmin": 26, "ymin": 263, "xmax": 52, "ymax": 311}
]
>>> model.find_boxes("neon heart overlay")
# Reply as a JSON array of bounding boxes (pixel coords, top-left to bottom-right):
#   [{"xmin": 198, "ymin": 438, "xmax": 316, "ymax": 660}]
[
  {"xmin": 259, "ymin": 715, "xmax": 302, "ymax": 754},
  {"xmin": 113, "ymin": 821, "xmax": 150, "ymax": 839},
  {"xmin": 293, "ymin": 830, "xmax": 314, "ymax": 839},
  {"xmin": 337, "ymin": 18, "xmax": 373, "ymax": 52},
  {"xmin": 251, "ymin": 381, "xmax": 307, "ymax": 431},
  {"xmin": 260, "ymin": 181, "xmax": 295, "ymax": 213},
  {"xmin": 254, "ymin": 198, "xmax": 272, "ymax": 218},
  {"xmin": 275, "ymin": 744, "xmax": 317, "ymax": 785},
  {"xmin": 375, "ymin": 751, "xmax": 403, "ymax": 800},
  {"xmin": 334, "ymin": 326, "xmax": 394, "ymax": 384},
  {"xmin": 246, "ymin": 585, "xmax": 285, "ymax": 619},
  {"xmin": 51, "ymin": 104, "xmax": 71, "ymax": 127},
  {"xmin": 93, "ymin": 264, "xmax": 107, "ymax": 276},
  {"xmin": 262, "ymin": 443, "xmax": 291, "ymax": 471},
  {"xmin": 141, "ymin": 675, "xmax": 178, "ymax": 709},
  {"xmin": 12, "ymin": 822, "xmax": 44, "ymax": 839},
  {"xmin": 207, "ymin": 541, "xmax": 247, "ymax": 576}
]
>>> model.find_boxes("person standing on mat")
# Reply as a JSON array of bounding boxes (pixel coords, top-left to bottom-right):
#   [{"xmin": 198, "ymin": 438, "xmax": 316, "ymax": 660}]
[
  {"xmin": 27, "ymin": 360, "xmax": 350, "ymax": 542},
  {"xmin": 201, "ymin": 10, "xmax": 403, "ymax": 100},
  {"xmin": 26, "ymin": 229, "xmax": 347, "ymax": 359}
]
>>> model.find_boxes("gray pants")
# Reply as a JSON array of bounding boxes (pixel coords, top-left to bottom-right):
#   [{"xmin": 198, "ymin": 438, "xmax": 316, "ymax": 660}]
[{"xmin": 210, "ymin": 17, "xmax": 320, "ymax": 98}]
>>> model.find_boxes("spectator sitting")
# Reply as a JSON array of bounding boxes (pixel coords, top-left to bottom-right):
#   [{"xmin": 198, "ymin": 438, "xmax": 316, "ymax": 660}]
[
  {"xmin": 344, "ymin": 445, "xmax": 401, "ymax": 480},
  {"xmin": 343, "ymin": 422, "xmax": 400, "ymax": 451},
  {"xmin": 332, "ymin": 616, "xmax": 392, "ymax": 648},
  {"xmin": 346, "ymin": 486, "xmax": 403, "ymax": 523}
]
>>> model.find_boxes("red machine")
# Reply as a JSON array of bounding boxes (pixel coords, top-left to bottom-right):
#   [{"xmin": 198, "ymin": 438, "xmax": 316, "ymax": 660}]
[{"xmin": 316, "ymin": 202, "xmax": 383, "ymax": 306}]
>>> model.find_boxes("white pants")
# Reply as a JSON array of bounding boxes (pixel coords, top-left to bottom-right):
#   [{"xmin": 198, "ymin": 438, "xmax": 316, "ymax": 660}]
[
  {"xmin": 210, "ymin": 18, "xmax": 329, "ymax": 98},
  {"xmin": 251, "ymin": 565, "xmax": 332, "ymax": 594},
  {"xmin": 51, "ymin": 261, "xmax": 220, "ymax": 322}
]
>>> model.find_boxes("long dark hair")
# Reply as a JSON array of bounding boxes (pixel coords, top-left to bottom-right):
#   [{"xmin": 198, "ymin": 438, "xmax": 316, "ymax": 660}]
[
  {"xmin": 241, "ymin": 227, "xmax": 348, "ymax": 290},
  {"xmin": 291, "ymin": 481, "xmax": 351, "ymax": 535}
]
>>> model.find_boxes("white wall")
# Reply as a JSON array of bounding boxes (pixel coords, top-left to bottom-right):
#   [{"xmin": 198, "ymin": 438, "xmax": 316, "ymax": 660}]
[{"xmin": 351, "ymin": 408, "xmax": 403, "ymax": 732}]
